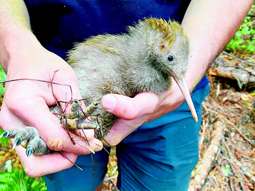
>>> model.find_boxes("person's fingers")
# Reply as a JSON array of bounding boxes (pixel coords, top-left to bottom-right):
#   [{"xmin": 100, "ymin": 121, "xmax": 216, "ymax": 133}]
[
  {"xmin": 5, "ymin": 96, "xmax": 103, "ymax": 154},
  {"xmin": 146, "ymin": 88, "xmax": 184, "ymax": 121},
  {"xmin": 103, "ymin": 116, "xmax": 146, "ymax": 146},
  {"xmin": 45, "ymin": 70, "xmax": 96, "ymax": 143},
  {"xmin": 0, "ymin": 104, "xmax": 78, "ymax": 177},
  {"xmin": 49, "ymin": 66, "xmax": 81, "ymax": 102},
  {"xmin": 101, "ymin": 93, "xmax": 160, "ymax": 146},
  {"xmin": 16, "ymin": 147, "xmax": 78, "ymax": 177},
  {"xmin": 0, "ymin": 103, "xmax": 24, "ymax": 131},
  {"xmin": 102, "ymin": 93, "xmax": 159, "ymax": 120}
]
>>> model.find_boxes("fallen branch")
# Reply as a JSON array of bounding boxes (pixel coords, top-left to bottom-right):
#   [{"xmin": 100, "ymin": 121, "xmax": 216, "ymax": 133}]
[
  {"xmin": 189, "ymin": 120, "xmax": 225, "ymax": 191},
  {"xmin": 209, "ymin": 52, "xmax": 255, "ymax": 88},
  {"xmin": 223, "ymin": 142, "xmax": 255, "ymax": 184}
]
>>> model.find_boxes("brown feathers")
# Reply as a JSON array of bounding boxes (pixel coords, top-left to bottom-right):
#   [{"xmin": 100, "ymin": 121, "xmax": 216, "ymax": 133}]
[{"xmin": 144, "ymin": 18, "xmax": 184, "ymax": 47}]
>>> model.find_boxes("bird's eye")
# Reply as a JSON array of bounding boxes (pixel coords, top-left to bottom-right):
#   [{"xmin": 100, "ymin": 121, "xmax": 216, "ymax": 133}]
[
  {"xmin": 167, "ymin": 55, "xmax": 174, "ymax": 62},
  {"xmin": 160, "ymin": 44, "xmax": 166, "ymax": 50}
]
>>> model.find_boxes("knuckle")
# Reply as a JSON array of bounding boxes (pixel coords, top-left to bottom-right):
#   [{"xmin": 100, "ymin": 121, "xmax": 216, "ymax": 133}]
[
  {"xmin": 126, "ymin": 110, "xmax": 138, "ymax": 119},
  {"xmin": 6, "ymin": 97, "xmax": 38, "ymax": 116},
  {"xmin": 0, "ymin": 105, "xmax": 14, "ymax": 130},
  {"xmin": 0, "ymin": 113, "xmax": 5, "ymax": 128},
  {"xmin": 120, "ymin": 104, "xmax": 138, "ymax": 120},
  {"xmin": 108, "ymin": 140, "xmax": 117, "ymax": 147},
  {"xmin": 47, "ymin": 138, "xmax": 64, "ymax": 151},
  {"xmin": 65, "ymin": 160, "xmax": 75, "ymax": 169},
  {"xmin": 103, "ymin": 138, "xmax": 116, "ymax": 147},
  {"xmin": 0, "ymin": 120, "xmax": 6, "ymax": 131},
  {"xmin": 63, "ymin": 155, "xmax": 77, "ymax": 168},
  {"xmin": 5, "ymin": 96, "xmax": 26, "ymax": 112},
  {"xmin": 23, "ymin": 164, "xmax": 40, "ymax": 177}
]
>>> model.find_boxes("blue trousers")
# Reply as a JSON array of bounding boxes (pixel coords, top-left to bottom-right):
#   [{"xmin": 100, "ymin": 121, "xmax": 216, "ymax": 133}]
[{"xmin": 45, "ymin": 84, "xmax": 210, "ymax": 191}]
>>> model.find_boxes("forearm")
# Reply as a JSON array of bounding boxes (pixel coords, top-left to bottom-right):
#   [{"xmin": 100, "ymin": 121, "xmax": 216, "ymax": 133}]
[
  {"xmin": 0, "ymin": 0, "xmax": 30, "ymax": 29},
  {"xmin": 182, "ymin": 0, "xmax": 253, "ymax": 90},
  {"xmin": 0, "ymin": 0, "xmax": 38, "ymax": 70}
]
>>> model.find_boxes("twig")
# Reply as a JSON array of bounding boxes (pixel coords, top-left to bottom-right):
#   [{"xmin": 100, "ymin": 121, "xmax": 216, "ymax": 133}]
[
  {"xmin": 221, "ymin": 155, "xmax": 248, "ymax": 191},
  {"xmin": 189, "ymin": 120, "xmax": 225, "ymax": 191},
  {"xmin": 203, "ymin": 100, "xmax": 254, "ymax": 146},
  {"xmin": 222, "ymin": 118, "xmax": 255, "ymax": 147},
  {"xmin": 222, "ymin": 51, "xmax": 255, "ymax": 67},
  {"xmin": 223, "ymin": 142, "xmax": 255, "ymax": 184}
]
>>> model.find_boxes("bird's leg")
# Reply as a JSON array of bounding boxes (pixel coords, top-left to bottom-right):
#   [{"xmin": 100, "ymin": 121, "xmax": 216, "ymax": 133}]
[
  {"xmin": 83, "ymin": 101, "xmax": 100, "ymax": 116},
  {"xmin": 62, "ymin": 99, "xmax": 116, "ymax": 139},
  {"xmin": 1, "ymin": 127, "xmax": 48, "ymax": 156},
  {"xmin": 64, "ymin": 117, "xmax": 100, "ymax": 130},
  {"xmin": 94, "ymin": 111, "xmax": 117, "ymax": 139},
  {"xmin": 64, "ymin": 100, "xmax": 100, "ymax": 130}
]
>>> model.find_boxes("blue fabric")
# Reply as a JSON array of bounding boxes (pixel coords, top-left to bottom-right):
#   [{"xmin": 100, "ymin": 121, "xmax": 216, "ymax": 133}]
[
  {"xmin": 24, "ymin": 0, "xmax": 208, "ymax": 90},
  {"xmin": 45, "ymin": 84, "xmax": 210, "ymax": 191},
  {"xmin": 45, "ymin": 151, "xmax": 109, "ymax": 191},
  {"xmin": 24, "ymin": 0, "xmax": 191, "ymax": 59}
]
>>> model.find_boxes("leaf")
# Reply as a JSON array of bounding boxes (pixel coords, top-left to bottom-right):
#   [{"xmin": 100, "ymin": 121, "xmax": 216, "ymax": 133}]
[
  {"xmin": 221, "ymin": 164, "xmax": 233, "ymax": 177},
  {"xmin": 0, "ymin": 170, "xmax": 47, "ymax": 191},
  {"xmin": 0, "ymin": 129, "xmax": 9, "ymax": 148},
  {"xmin": 0, "ymin": 64, "xmax": 6, "ymax": 96},
  {"xmin": 225, "ymin": 5, "xmax": 255, "ymax": 55},
  {"xmin": 3, "ymin": 160, "xmax": 12, "ymax": 172}
]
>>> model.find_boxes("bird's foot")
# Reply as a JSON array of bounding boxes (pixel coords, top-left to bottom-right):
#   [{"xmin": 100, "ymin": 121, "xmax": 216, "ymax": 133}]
[
  {"xmin": 62, "ymin": 100, "xmax": 101, "ymax": 130},
  {"xmin": 66, "ymin": 100, "xmax": 99, "ymax": 119},
  {"xmin": 1, "ymin": 127, "xmax": 48, "ymax": 156},
  {"xmin": 64, "ymin": 118, "xmax": 100, "ymax": 130}
]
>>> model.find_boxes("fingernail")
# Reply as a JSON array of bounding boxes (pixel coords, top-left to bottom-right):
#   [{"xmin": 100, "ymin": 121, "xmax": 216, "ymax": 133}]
[
  {"xmin": 91, "ymin": 140, "xmax": 103, "ymax": 152},
  {"xmin": 47, "ymin": 139, "xmax": 64, "ymax": 151},
  {"xmin": 26, "ymin": 147, "xmax": 33, "ymax": 157},
  {"xmin": 12, "ymin": 139, "xmax": 21, "ymax": 149},
  {"xmin": 102, "ymin": 95, "xmax": 116, "ymax": 112}
]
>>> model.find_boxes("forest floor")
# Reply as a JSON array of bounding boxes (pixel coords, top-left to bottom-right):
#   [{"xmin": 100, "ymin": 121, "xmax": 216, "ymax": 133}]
[{"xmin": 189, "ymin": 53, "xmax": 255, "ymax": 191}]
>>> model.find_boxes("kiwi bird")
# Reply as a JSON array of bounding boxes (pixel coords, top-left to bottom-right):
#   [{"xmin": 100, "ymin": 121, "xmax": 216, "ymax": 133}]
[{"xmin": 2, "ymin": 18, "xmax": 197, "ymax": 156}]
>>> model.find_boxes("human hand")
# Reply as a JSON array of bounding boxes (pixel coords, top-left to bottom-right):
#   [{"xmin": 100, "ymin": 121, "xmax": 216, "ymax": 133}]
[
  {"xmin": 102, "ymin": 80, "xmax": 196, "ymax": 146},
  {"xmin": 0, "ymin": 31, "xmax": 102, "ymax": 176}
]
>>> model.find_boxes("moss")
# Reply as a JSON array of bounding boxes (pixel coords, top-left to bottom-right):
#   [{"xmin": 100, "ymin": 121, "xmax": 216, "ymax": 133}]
[{"xmin": 225, "ymin": 5, "xmax": 255, "ymax": 55}]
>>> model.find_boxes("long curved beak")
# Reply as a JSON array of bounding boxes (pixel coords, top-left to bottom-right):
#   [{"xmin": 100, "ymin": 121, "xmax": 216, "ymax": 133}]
[{"xmin": 169, "ymin": 71, "xmax": 198, "ymax": 122}]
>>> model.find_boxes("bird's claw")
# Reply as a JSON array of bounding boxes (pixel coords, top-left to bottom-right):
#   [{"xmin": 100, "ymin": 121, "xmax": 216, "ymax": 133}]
[
  {"xmin": 1, "ymin": 130, "xmax": 16, "ymax": 138},
  {"xmin": 12, "ymin": 138, "xmax": 22, "ymax": 149},
  {"xmin": 61, "ymin": 100, "xmax": 101, "ymax": 130},
  {"xmin": 2, "ymin": 127, "xmax": 48, "ymax": 156},
  {"xmin": 26, "ymin": 146, "xmax": 34, "ymax": 157}
]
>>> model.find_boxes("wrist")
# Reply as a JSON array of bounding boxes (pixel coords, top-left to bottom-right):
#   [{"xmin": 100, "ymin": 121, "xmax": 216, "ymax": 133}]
[
  {"xmin": 0, "ymin": 26, "xmax": 42, "ymax": 71},
  {"xmin": 184, "ymin": 50, "xmax": 212, "ymax": 91}
]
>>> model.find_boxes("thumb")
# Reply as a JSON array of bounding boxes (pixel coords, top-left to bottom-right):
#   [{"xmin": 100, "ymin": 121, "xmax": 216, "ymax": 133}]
[
  {"xmin": 16, "ymin": 147, "xmax": 78, "ymax": 177},
  {"xmin": 101, "ymin": 93, "xmax": 159, "ymax": 119}
]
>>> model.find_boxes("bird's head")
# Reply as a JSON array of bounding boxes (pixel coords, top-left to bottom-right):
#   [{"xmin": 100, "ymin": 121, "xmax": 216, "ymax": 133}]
[
  {"xmin": 143, "ymin": 18, "xmax": 198, "ymax": 122},
  {"xmin": 144, "ymin": 18, "xmax": 188, "ymax": 78}
]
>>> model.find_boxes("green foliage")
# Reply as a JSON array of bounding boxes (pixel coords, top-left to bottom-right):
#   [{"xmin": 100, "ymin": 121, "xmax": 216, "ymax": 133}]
[
  {"xmin": 0, "ymin": 64, "xmax": 8, "ymax": 146},
  {"xmin": 0, "ymin": 64, "xmax": 6, "ymax": 96},
  {"xmin": 0, "ymin": 61, "xmax": 46, "ymax": 191},
  {"xmin": 0, "ymin": 129, "xmax": 47, "ymax": 191},
  {"xmin": 0, "ymin": 169, "xmax": 47, "ymax": 191},
  {"xmin": 225, "ymin": 5, "xmax": 255, "ymax": 54},
  {"xmin": 0, "ymin": 129, "xmax": 9, "ymax": 148},
  {"xmin": 221, "ymin": 164, "xmax": 233, "ymax": 177}
]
